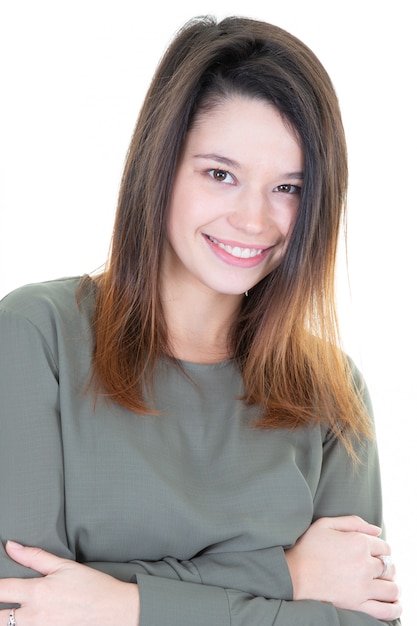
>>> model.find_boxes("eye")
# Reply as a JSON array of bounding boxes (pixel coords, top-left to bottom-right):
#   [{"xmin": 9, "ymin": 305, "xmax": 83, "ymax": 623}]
[
  {"xmin": 275, "ymin": 184, "xmax": 301, "ymax": 194},
  {"xmin": 208, "ymin": 169, "xmax": 234, "ymax": 184}
]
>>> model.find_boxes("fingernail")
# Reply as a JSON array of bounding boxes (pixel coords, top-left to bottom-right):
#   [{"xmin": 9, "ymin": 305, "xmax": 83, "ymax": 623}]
[{"xmin": 6, "ymin": 540, "xmax": 24, "ymax": 549}]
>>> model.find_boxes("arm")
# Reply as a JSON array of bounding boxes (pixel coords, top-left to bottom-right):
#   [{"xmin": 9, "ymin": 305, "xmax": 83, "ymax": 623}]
[
  {"xmin": 86, "ymin": 547, "xmax": 292, "ymax": 600},
  {"xmin": 0, "ymin": 542, "xmax": 400, "ymax": 626},
  {"xmin": 284, "ymin": 368, "xmax": 401, "ymax": 623},
  {"xmin": 0, "ymin": 306, "xmax": 73, "ymax": 585}
]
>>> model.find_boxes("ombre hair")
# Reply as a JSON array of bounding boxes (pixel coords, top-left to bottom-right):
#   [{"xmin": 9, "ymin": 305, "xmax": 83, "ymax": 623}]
[{"xmin": 88, "ymin": 15, "xmax": 373, "ymax": 458}]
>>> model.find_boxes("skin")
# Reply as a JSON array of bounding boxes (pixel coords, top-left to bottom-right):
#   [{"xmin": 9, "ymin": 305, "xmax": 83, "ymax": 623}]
[
  {"xmin": 164, "ymin": 97, "xmax": 303, "ymax": 298},
  {"xmin": 0, "ymin": 541, "xmax": 140, "ymax": 626},
  {"xmin": 0, "ymin": 96, "xmax": 401, "ymax": 623},
  {"xmin": 285, "ymin": 516, "xmax": 402, "ymax": 622}
]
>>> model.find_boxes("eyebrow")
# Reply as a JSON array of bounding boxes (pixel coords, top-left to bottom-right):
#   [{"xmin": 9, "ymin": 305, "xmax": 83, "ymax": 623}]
[
  {"xmin": 193, "ymin": 153, "xmax": 304, "ymax": 179},
  {"xmin": 193, "ymin": 153, "xmax": 240, "ymax": 169}
]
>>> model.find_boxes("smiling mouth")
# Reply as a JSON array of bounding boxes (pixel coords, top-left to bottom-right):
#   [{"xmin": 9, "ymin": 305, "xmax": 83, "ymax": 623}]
[{"xmin": 207, "ymin": 235, "xmax": 269, "ymax": 259}]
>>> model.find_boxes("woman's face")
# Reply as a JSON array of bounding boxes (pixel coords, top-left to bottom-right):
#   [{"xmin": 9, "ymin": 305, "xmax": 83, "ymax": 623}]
[{"xmin": 163, "ymin": 96, "xmax": 304, "ymax": 298}]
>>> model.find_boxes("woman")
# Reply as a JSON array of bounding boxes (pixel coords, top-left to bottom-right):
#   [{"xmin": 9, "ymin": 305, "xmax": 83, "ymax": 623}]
[{"xmin": 0, "ymin": 15, "xmax": 401, "ymax": 626}]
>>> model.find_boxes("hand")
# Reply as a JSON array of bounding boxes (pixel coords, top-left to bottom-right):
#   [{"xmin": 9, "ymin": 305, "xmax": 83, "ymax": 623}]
[
  {"xmin": 0, "ymin": 541, "xmax": 140, "ymax": 626},
  {"xmin": 285, "ymin": 515, "xmax": 402, "ymax": 622}
]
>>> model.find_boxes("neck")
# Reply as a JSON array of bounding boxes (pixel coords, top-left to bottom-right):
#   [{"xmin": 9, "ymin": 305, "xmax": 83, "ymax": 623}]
[{"xmin": 161, "ymin": 284, "xmax": 243, "ymax": 364}]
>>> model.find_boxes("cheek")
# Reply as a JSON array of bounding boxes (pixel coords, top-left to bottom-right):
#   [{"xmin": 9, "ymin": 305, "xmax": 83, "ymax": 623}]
[
  {"xmin": 167, "ymin": 180, "xmax": 199, "ymax": 230},
  {"xmin": 166, "ymin": 185, "xmax": 189, "ymax": 240},
  {"xmin": 269, "ymin": 211, "xmax": 297, "ymax": 248},
  {"xmin": 166, "ymin": 198, "xmax": 199, "ymax": 255}
]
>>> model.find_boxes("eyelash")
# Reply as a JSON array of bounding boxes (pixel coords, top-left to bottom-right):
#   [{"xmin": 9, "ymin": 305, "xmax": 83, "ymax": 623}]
[
  {"xmin": 275, "ymin": 184, "xmax": 301, "ymax": 195},
  {"xmin": 207, "ymin": 169, "xmax": 301, "ymax": 194},
  {"xmin": 207, "ymin": 169, "xmax": 234, "ymax": 183}
]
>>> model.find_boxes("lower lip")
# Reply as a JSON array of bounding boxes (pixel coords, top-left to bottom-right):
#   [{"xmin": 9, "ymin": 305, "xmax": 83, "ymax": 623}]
[{"xmin": 204, "ymin": 236, "xmax": 271, "ymax": 268}]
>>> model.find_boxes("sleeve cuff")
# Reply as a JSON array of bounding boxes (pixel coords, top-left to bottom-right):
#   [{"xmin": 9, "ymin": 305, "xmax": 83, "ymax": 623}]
[
  {"xmin": 136, "ymin": 574, "xmax": 230, "ymax": 626},
  {"xmin": 193, "ymin": 546, "xmax": 293, "ymax": 599}
]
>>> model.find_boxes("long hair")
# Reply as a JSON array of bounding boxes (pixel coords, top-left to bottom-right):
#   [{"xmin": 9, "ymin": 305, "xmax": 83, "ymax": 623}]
[{"xmin": 88, "ymin": 15, "xmax": 373, "ymax": 457}]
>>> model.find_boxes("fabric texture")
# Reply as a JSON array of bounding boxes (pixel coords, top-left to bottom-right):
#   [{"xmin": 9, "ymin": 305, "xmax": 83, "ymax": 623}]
[{"xmin": 0, "ymin": 277, "xmax": 399, "ymax": 625}]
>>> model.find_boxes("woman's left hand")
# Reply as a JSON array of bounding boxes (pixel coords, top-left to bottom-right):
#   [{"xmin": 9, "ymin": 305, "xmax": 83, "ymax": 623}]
[{"xmin": 0, "ymin": 541, "xmax": 140, "ymax": 626}]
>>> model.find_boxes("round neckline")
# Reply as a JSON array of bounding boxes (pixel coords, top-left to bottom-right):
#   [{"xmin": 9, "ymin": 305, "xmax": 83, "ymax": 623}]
[{"xmin": 178, "ymin": 358, "xmax": 233, "ymax": 372}]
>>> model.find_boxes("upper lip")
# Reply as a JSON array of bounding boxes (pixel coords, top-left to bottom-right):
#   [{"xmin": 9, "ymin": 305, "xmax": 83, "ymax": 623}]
[{"xmin": 205, "ymin": 234, "xmax": 274, "ymax": 252}]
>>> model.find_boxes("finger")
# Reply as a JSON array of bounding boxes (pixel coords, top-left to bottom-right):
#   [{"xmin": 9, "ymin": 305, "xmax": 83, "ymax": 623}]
[
  {"xmin": 373, "ymin": 554, "xmax": 396, "ymax": 580},
  {"xmin": 316, "ymin": 515, "xmax": 381, "ymax": 536},
  {"xmin": 0, "ymin": 576, "xmax": 33, "ymax": 604},
  {"xmin": 0, "ymin": 607, "xmax": 38, "ymax": 626},
  {"xmin": 371, "ymin": 578, "xmax": 401, "ymax": 603},
  {"xmin": 0, "ymin": 608, "xmax": 18, "ymax": 626},
  {"xmin": 5, "ymin": 541, "xmax": 69, "ymax": 576},
  {"xmin": 361, "ymin": 599, "xmax": 402, "ymax": 622},
  {"xmin": 368, "ymin": 535, "xmax": 391, "ymax": 558}
]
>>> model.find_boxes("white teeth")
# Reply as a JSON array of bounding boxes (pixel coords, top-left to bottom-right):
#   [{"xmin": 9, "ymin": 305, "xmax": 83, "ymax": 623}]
[{"xmin": 209, "ymin": 236, "xmax": 264, "ymax": 258}]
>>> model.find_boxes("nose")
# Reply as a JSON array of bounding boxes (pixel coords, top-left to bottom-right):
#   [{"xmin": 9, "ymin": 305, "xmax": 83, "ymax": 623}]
[{"xmin": 227, "ymin": 189, "xmax": 271, "ymax": 235}]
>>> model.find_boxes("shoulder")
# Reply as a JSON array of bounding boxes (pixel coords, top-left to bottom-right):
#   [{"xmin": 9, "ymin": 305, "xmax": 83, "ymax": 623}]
[
  {"xmin": 1, "ymin": 276, "xmax": 93, "ymax": 319},
  {"xmin": 0, "ymin": 276, "xmax": 96, "ymax": 343}
]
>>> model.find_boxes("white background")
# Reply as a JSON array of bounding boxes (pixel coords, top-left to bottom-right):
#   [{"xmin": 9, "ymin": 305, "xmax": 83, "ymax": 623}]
[{"xmin": 1, "ymin": 0, "xmax": 415, "ymax": 622}]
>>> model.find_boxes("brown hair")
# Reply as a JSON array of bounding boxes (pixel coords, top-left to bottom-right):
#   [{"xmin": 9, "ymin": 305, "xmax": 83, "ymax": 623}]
[{"xmin": 88, "ymin": 15, "xmax": 373, "ymax": 458}]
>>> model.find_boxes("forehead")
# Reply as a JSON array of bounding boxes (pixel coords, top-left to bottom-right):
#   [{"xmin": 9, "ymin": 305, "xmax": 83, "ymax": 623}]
[{"xmin": 183, "ymin": 96, "xmax": 304, "ymax": 167}]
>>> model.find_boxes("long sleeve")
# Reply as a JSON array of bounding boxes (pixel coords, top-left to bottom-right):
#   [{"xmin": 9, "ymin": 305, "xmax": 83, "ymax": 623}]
[
  {"xmin": 136, "ymin": 576, "xmax": 398, "ymax": 626},
  {"xmin": 0, "ymin": 308, "xmax": 73, "ymax": 566},
  {"xmin": 87, "ymin": 546, "xmax": 293, "ymax": 600},
  {"xmin": 312, "ymin": 370, "xmax": 385, "ymax": 527},
  {"xmin": 73, "ymin": 559, "xmax": 398, "ymax": 626},
  {"xmin": 0, "ymin": 302, "xmax": 75, "ymax": 611}
]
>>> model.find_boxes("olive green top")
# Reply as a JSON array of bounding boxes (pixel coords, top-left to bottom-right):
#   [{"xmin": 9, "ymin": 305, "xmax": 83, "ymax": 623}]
[{"xmin": 0, "ymin": 277, "xmax": 399, "ymax": 625}]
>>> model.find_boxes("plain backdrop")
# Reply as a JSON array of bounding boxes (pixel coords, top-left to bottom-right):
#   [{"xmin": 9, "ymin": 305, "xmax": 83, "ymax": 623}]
[{"xmin": 1, "ymin": 0, "xmax": 415, "ymax": 622}]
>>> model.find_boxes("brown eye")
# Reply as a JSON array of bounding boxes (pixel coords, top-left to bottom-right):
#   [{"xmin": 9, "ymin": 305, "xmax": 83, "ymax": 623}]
[
  {"xmin": 207, "ymin": 168, "xmax": 234, "ymax": 184},
  {"xmin": 276, "ymin": 184, "xmax": 301, "ymax": 194},
  {"xmin": 213, "ymin": 169, "xmax": 228, "ymax": 181}
]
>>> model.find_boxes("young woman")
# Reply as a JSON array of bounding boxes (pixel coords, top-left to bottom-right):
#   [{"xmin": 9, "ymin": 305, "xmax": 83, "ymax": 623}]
[{"xmin": 0, "ymin": 15, "xmax": 401, "ymax": 626}]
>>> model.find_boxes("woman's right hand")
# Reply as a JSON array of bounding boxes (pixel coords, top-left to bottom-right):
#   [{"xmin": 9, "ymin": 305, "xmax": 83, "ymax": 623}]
[{"xmin": 285, "ymin": 515, "xmax": 402, "ymax": 622}]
